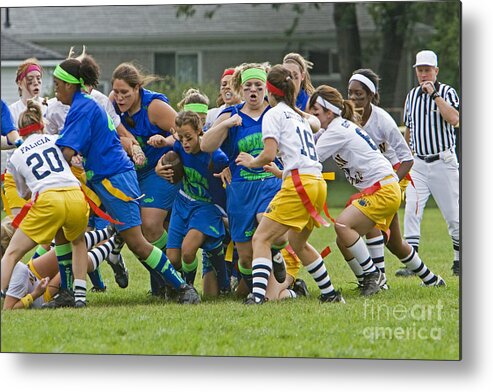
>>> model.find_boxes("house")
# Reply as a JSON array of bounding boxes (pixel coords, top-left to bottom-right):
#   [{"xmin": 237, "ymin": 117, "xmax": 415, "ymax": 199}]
[{"xmin": 0, "ymin": 3, "xmax": 434, "ymax": 111}]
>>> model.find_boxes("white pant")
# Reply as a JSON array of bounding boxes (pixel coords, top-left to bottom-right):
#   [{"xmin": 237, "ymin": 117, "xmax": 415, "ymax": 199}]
[{"xmin": 404, "ymin": 153, "xmax": 460, "ymax": 250}]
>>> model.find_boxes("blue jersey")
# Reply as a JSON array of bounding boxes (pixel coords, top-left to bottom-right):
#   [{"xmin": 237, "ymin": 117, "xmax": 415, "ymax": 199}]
[
  {"xmin": 296, "ymin": 88, "xmax": 310, "ymax": 111},
  {"xmin": 219, "ymin": 103, "xmax": 275, "ymax": 183},
  {"xmin": 1, "ymin": 99, "xmax": 16, "ymax": 136},
  {"xmin": 173, "ymin": 140, "xmax": 228, "ymax": 204},
  {"xmin": 116, "ymin": 88, "xmax": 173, "ymax": 176},
  {"xmin": 56, "ymin": 91, "xmax": 134, "ymax": 183}
]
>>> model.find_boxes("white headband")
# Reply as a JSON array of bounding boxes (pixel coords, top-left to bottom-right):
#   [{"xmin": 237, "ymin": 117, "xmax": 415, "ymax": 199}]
[
  {"xmin": 349, "ymin": 74, "xmax": 376, "ymax": 94},
  {"xmin": 316, "ymin": 96, "xmax": 342, "ymax": 116}
]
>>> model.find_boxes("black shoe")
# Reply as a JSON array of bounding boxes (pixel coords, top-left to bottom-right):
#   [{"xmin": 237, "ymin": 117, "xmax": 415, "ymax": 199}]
[
  {"xmin": 90, "ymin": 286, "xmax": 106, "ymax": 293},
  {"xmin": 42, "ymin": 288, "xmax": 75, "ymax": 308},
  {"xmin": 319, "ymin": 290, "xmax": 345, "ymax": 304},
  {"xmin": 421, "ymin": 275, "xmax": 446, "ymax": 287},
  {"xmin": 395, "ymin": 267, "xmax": 416, "ymax": 277},
  {"xmin": 452, "ymin": 260, "xmax": 460, "ymax": 276},
  {"xmin": 272, "ymin": 252, "xmax": 287, "ymax": 283},
  {"xmin": 292, "ymin": 278, "xmax": 309, "ymax": 297},
  {"xmin": 243, "ymin": 293, "xmax": 267, "ymax": 305},
  {"xmin": 360, "ymin": 270, "xmax": 383, "ymax": 296},
  {"xmin": 108, "ymin": 254, "xmax": 129, "ymax": 289},
  {"xmin": 177, "ymin": 284, "xmax": 201, "ymax": 304},
  {"xmin": 75, "ymin": 300, "xmax": 87, "ymax": 308}
]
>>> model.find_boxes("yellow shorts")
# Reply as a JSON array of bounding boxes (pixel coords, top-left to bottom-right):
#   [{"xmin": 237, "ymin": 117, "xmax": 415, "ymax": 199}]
[
  {"xmin": 282, "ymin": 248, "xmax": 301, "ymax": 279},
  {"xmin": 20, "ymin": 187, "xmax": 89, "ymax": 244},
  {"xmin": 264, "ymin": 174, "xmax": 327, "ymax": 232},
  {"xmin": 352, "ymin": 180, "xmax": 401, "ymax": 233},
  {"xmin": 3, "ymin": 172, "xmax": 29, "ymax": 210}
]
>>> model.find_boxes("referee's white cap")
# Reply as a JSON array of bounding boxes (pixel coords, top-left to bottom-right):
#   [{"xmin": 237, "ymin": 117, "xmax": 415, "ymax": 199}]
[{"xmin": 413, "ymin": 50, "xmax": 438, "ymax": 68}]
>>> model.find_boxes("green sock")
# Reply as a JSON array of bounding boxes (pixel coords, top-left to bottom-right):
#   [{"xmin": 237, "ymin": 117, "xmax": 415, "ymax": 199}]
[
  {"xmin": 55, "ymin": 243, "xmax": 73, "ymax": 290},
  {"xmin": 151, "ymin": 230, "xmax": 168, "ymax": 250},
  {"xmin": 182, "ymin": 256, "xmax": 198, "ymax": 285},
  {"xmin": 33, "ymin": 244, "xmax": 49, "ymax": 259},
  {"xmin": 144, "ymin": 246, "xmax": 184, "ymax": 289}
]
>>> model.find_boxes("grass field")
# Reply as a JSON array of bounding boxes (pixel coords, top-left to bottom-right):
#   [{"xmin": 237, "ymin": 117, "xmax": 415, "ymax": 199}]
[{"xmin": 0, "ymin": 183, "xmax": 459, "ymax": 359}]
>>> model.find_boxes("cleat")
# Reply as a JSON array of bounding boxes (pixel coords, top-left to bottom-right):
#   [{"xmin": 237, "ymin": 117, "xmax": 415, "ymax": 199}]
[
  {"xmin": 42, "ymin": 288, "xmax": 75, "ymax": 308},
  {"xmin": 74, "ymin": 300, "xmax": 87, "ymax": 308},
  {"xmin": 90, "ymin": 286, "xmax": 106, "ymax": 293},
  {"xmin": 108, "ymin": 254, "xmax": 129, "ymax": 289},
  {"xmin": 243, "ymin": 293, "xmax": 267, "ymax": 305},
  {"xmin": 422, "ymin": 275, "xmax": 446, "ymax": 287},
  {"xmin": 452, "ymin": 260, "xmax": 460, "ymax": 276},
  {"xmin": 177, "ymin": 284, "xmax": 200, "ymax": 304},
  {"xmin": 292, "ymin": 278, "xmax": 310, "ymax": 297},
  {"xmin": 272, "ymin": 252, "xmax": 287, "ymax": 283},
  {"xmin": 379, "ymin": 273, "xmax": 389, "ymax": 290},
  {"xmin": 164, "ymin": 284, "xmax": 179, "ymax": 301},
  {"xmin": 319, "ymin": 290, "xmax": 345, "ymax": 304},
  {"xmin": 395, "ymin": 267, "xmax": 416, "ymax": 277},
  {"xmin": 360, "ymin": 270, "xmax": 383, "ymax": 296},
  {"xmin": 106, "ymin": 223, "xmax": 117, "ymax": 237}
]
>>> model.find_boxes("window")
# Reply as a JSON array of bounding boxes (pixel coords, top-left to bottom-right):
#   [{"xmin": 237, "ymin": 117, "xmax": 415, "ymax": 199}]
[
  {"xmin": 155, "ymin": 52, "xmax": 199, "ymax": 83},
  {"xmin": 307, "ymin": 50, "xmax": 340, "ymax": 76}
]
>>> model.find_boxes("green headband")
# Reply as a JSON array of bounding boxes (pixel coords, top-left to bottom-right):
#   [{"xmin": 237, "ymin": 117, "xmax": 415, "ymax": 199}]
[
  {"xmin": 184, "ymin": 103, "xmax": 208, "ymax": 114},
  {"xmin": 241, "ymin": 68, "xmax": 267, "ymax": 84},
  {"xmin": 53, "ymin": 64, "xmax": 86, "ymax": 91}
]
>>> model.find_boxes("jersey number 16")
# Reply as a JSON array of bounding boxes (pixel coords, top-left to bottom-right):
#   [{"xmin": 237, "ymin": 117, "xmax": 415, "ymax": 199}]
[{"xmin": 295, "ymin": 126, "xmax": 318, "ymax": 161}]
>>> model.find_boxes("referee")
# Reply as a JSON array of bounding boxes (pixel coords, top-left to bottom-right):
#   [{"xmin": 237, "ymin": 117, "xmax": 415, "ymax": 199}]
[{"xmin": 397, "ymin": 50, "xmax": 460, "ymax": 277}]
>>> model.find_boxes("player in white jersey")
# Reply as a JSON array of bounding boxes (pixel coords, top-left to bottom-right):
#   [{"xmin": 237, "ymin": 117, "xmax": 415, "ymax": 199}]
[
  {"xmin": 236, "ymin": 65, "xmax": 343, "ymax": 304},
  {"xmin": 347, "ymin": 68, "xmax": 415, "ymax": 286},
  {"xmin": 311, "ymin": 85, "xmax": 445, "ymax": 296},
  {"xmin": 0, "ymin": 100, "xmax": 90, "ymax": 307}
]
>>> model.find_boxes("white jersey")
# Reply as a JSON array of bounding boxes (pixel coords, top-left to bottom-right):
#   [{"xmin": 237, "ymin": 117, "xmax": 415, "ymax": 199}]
[
  {"xmin": 90, "ymin": 89, "xmax": 121, "ymax": 128},
  {"xmin": 363, "ymin": 104, "xmax": 413, "ymax": 166},
  {"xmin": 6, "ymin": 262, "xmax": 45, "ymax": 308},
  {"xmin": 316, "ymin": 116, "xmax": 397, "ymax": 190},
  {"xmin": 262, "ymin": 102, "xmax": 322, "ymax": 179},
  {"xmin": 44, "ymin": 97, "xmax": 70, "ymax": 135},
  {"xmin": 9, "ymin": 134, "xmax": 80, "ymax": 200},
  {"xmin": 204, "ymin": 104, "xmax": 227, "ymax": 131}
]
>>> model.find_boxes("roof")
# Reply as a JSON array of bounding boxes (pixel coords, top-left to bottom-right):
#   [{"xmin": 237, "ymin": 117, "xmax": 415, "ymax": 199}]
[
  {"xmin": 1, "ymin": 32, "xmax": 64, "ymax": 61},
  {"xmin": 0, "ymin": 3, "xmax": 379, "ymax": 43}
]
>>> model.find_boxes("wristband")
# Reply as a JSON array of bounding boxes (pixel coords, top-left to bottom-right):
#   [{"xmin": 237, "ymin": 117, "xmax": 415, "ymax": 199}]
[
  {"xmin": 431, "ymin": 91, "xmax": 439, "ymax": 100},
  {"xmin": 20, "ymin": 293, "xmax": 34, "ymax": 309}
]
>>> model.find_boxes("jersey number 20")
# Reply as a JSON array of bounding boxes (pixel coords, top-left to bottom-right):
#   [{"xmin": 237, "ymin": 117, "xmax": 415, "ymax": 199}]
[{"xmin": 27, "ymin": 147, "xmax": 65, "ymax": 180}]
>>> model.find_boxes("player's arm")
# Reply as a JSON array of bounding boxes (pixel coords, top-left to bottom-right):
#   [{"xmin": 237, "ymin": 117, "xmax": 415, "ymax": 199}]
[
  {"xmin": 148, "ymin": 99, "xmax": 178, "ymax": 134},
  {"xmin": 236, "ymin": 137, "xmax": 278, "ymax": 169},
  {"xmin": 201, "ymin": 113, "xmax": 242, "ymax": 152},
  {"xmin": 3, "ymin": 277, "xmax": 49, "ymax": 310}
]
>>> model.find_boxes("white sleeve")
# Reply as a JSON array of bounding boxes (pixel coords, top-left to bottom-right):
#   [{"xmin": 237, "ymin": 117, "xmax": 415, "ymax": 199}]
[
  {"xmin": 261, "ymin": 109, "xmax": 282, "ymax": 143},
  {"xmin": 6, "ymin": 263, "xmax": 29, "ymax": 299},
  {"xmin": 102, "ymin": 95, "xmax": 121, "ymax": 128},
  {"xmin": 381, "ymin": 112, "xmax": 413, "ymax": 162},
  {"xmin": 316, "ymin": 127, "xmax": 347, "ymax": 163}
]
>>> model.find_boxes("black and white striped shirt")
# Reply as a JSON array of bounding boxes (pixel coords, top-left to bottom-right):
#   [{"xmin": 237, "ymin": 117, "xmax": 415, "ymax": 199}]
[{"xmin": 403, "ymin": 82, "xmax": 460, "ymax": 156}]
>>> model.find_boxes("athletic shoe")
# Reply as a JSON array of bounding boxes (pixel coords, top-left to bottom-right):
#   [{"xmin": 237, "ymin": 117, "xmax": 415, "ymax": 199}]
[
  {"xmin": 272, "ymin": 252, "xmax": 287, "ymax": 283},
  {"xmin": 74, "ymin": 300, "xmax": 87, "ymax": 308},
  {"xmin": 422, "ymin": 275, "xmax": 446, "ymax": 287},
  {"xmin": 243, "ymin": 293, "xmax": 267, "ymax": 305},
  {"xmin": 319, "ymin": 290, "xmax": 345, "ymax": 304},
  {"xmin": 452, "ymin": 260, "xmax": 460, "ymax": 276},
  {"xmin": 292, "ymin": 278, "xmax": 310, "ymax": 297},
  {"xmin": 42, "ymin": 288, "xmax": 75, "ymax": 308},
  {"xmin": 90, "ymin": 286, "xmax": 106, "ymax": 293},
  {"xmin": 379, "ymin": 273, "xmax": 389, "ymax": 290},
  {"xmin": 107, "ymin": 223, "xmax": 117, "ymax": 237},
  {"xmin": 108, "ymin": 254, "xmax": 129, "ymax": 289},
  {"xmin": 360, "ymin": 270, "xmax": 383, "ymax": 296},
  {"xmin": 395, "ymin": 267, "xmax": 416, "ymax": 277},
  {"xmin": 177, "ymin": 284, "xmax": 201, "ymax": 304}
]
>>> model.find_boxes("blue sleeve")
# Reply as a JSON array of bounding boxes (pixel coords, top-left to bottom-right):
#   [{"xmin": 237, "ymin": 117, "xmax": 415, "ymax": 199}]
[
  {"xmin": 56, "ymin": 114, "xmax": 92, "ymax": 156},
  {"xmin": 211, "ymin": 149, "xmax": 229, "ymax": 173},
  {"xmin": 1, "ymin": 100, "xmax": 16, "ymax": 136}
]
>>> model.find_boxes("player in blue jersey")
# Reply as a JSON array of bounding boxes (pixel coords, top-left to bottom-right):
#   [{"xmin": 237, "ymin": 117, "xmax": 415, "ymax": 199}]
[
  {"xmin": 53, "ymin": 57, "xmax": 199, "ymax": 304},
  {"xmin": 155, "ymin": 111, "xmax": 230, "ymax": 297},
  {"xmin": 200, "ymin": 63, "xmax": 288, "ymax": 295},
  {"xmin": 283, "ymin": 53, "xmax": 315, "ymax": 112},
  {"xmin": 111, "ymin": 62, "xmax": 180, "ymax": 297},
  {"xmin": 1, "ymin": 99, "xmax": 22, "ymax": 147}
]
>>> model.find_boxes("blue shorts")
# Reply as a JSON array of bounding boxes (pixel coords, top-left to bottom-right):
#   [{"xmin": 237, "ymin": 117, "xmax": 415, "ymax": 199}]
[
  {"xmin": 89, "ymin": 170, "xmax": 142, "ymax": 232},
  {"xmin": 167, "ymin": 192, "xmax": 225, "ymax": 252},
  {"xmin": 226, "ymin": 177, "xmax": 282, "ymax": 242},
  {"xmin": 138, "ymin": 169, "xmax": 179, "ymax": 210},
  {"xmin": 88, "ymin": 215, "xmax": 109, "ymax": 230}
]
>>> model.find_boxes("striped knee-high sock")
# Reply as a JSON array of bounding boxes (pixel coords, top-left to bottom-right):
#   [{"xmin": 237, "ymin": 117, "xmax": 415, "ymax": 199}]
[
  {"xmin": 400, "ymin": 248, "xmax": 438, "ymax": 285},
  {"xmin": 366, "ymin": 235, "xmax": 385, "ymax": 273},
  {"xmin": 252, "ymin": 257, "xmax": 272, "ymax": 303},
  {"xmin": 55, "ymin": 243, "xmax": 73, "ymax": 290},
  {"xmin": 452, "ymin": 237, "xmax": 460, "ymax": 262},
  {"xmin": 305, "ymin": 257, "xmax": 335, "ymax": 296},
  {"xmin": 84, "ymin": 228, "xmax": 111, "ymax": 249},
  {"xmin": 347, "ymin": 237, "xmax": 377, "ymax": 274},
  {"xmin": 143, "ymin": 246, "xmax": 184, "ymax": 289},
  {"xmin": 346, "ymin": 257, "xmax": 364, "ymax": 283},
  {"xmin": 73, "ymin": 279, "xmax": 87, "ymax": 304},
  {"xmin": 405, "ymin": 236, "xmax": 420, "ymax": 254},
  {"xmin": 88, "ymin": 238, "xmax": 116, "ymax": 271},
  {"xmin": 149, "ymin": 231, "xmax": 169, "ymax": 294}
]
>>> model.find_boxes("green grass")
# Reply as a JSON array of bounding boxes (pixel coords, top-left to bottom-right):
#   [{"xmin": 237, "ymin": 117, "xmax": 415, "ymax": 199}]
[{"xmin": 0, "ymin": 184, "xmax": 459, "ymax": 359}]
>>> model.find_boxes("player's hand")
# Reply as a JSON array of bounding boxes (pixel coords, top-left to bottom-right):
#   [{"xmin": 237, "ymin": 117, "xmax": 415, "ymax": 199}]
[
  {"xmin": 214, "ymin": 167, "xmax": 232, "ymax": 186},
  {"xmin": 155, "ymin": 158, "xmax": 174, "ymax": 182},
  {"xmin": 227, "ymin": 114, "xmax": 242, "ymax": 128},
  {"xmin": 71, "ymin": 154, "xmax": 83, "ymax": 167},
  {"xmin": 147, "ymin": 134, "xmax": 168, "ymax": 148},
  {"xmin": 235, "ymin": 152, "xmax": 254, "ymax": 168},
  {"xmin": 131, "ymin": 144, "xmax": 146, "ymax": 167},
  {"xmin": 421, "ymin": 81, "xmax": 436, "ymax": 95},
  {"xmin": 32, "ymin": 277, "xmax": 50, "ymax": 300},
  {"xmin": 263, "ymin": 162, "xmax": 283, "ymax": 178},
  {"xmin": 120, "ymin": 136, "xmax": 135, "ymax": 156}
]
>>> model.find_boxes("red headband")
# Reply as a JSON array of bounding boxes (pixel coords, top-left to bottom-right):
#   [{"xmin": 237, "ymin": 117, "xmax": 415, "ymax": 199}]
[
  {"xmin": 266, "ymin": 80, "xmax": 285, "ymax": 97},
  {"xmin": 221, "ymin": 68, "xmax": 235, "ymax": 79},
  {"xmin": 16, "ymin": 64, "xmax": 42, "ymax": 83},
  {"xmin": 18, "ymin": 122, "xmax": 44, "ymax": 136}
]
